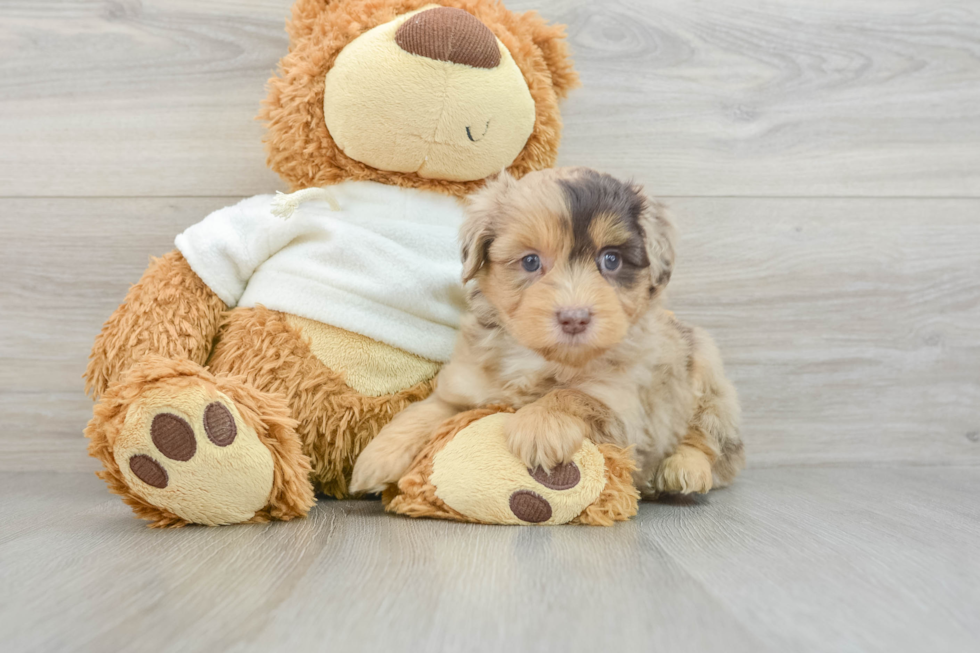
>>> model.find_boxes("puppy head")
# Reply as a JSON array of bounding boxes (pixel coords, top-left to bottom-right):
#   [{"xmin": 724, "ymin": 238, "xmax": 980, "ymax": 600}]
[{"xmin": 462, "ymin": 167, "xmax": 675, "ymax": 367}]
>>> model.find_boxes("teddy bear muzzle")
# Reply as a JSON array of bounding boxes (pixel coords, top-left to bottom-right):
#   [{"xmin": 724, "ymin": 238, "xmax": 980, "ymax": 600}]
[
  {"xmin": 395, "ymin": 6, "xmax": 501, "ymax": 69},
  {"xmin": 321, "ymin": 5, "xmax": 536, "ymax": 182}
]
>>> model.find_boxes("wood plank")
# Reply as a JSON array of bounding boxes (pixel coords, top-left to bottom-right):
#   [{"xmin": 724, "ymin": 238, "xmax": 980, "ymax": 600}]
[
  {"xmin": 550, "ymin": 0, "xmax": 980, "ymax": 197},
  {"xmin": 650, "ymin": 466, "xmax": 980, "ymax": 652},
  {"xmin": 1, "ymin": 1, "xmax": 979, "ymax": 197},
  {"xmin": 0, "ymin": 467, "xmax": 977, "ymax": 652},
  {"xmin": 0, "ymin": 0, "xmax": 289, "ymax": 198},
  {"xmin": 0, "ymin": 197, "xmax": 230, "ymax": 472},
  {"xmin": 1, "ymin": 196, "xmax": 978, "ymax": 471},
  {"xmin": 665, "ymin": 195, "xmax": 980, "ymax": 467}
]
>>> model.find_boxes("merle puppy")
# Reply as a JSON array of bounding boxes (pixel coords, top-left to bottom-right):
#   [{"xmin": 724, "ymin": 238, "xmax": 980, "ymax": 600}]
[{"xmin": 351, "ymin": 168, "xmax": 744, "ymax": 497}]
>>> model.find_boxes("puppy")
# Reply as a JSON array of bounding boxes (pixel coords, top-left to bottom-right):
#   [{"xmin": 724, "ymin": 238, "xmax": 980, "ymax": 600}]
[{"xmin": 350, "ymin": 168, "xmax": 744, "ymax": 497}]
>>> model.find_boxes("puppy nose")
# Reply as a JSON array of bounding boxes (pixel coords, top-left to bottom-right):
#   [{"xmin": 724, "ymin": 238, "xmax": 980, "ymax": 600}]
[
  {"xmin": 557, "ymin": 308, "xmax": 592, "ymax": 335},
  {"xmin": 395, "ymin": 7, "xmax": 501, "ymax": 69}
]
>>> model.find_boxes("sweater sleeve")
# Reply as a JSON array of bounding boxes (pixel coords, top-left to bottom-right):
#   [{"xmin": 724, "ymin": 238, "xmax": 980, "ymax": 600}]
[{"xmin": 174, "ymin": 194, "xmax": 299, "ymax": 307}]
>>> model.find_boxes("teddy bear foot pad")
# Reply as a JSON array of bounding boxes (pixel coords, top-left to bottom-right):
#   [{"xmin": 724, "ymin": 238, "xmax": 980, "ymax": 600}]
[
  {"xmin": 112, "ymin": 387, "xmax": 275, "ymax": 526},
  {"xmin": 385, "ymin": 408, "xmax": 640, "ymax": 526},
  {"xmin": 86, "ymin": 357, "xmax": 316, "ymax": 527}
]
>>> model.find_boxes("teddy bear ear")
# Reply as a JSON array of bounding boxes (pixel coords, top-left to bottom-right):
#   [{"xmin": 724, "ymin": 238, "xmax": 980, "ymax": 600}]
[
  {"xmin": 520, "ymin": 10, "xmax": 580, "ymax": 100},
  {"xmin": 285, "ymin": 0, "xmax": 337, "ymax": 43}
]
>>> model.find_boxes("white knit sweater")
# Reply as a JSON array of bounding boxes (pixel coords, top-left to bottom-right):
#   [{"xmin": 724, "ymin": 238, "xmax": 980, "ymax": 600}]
[{"xmin": 175, "ymin": 181, "xmax": 467, "ymax": 362}]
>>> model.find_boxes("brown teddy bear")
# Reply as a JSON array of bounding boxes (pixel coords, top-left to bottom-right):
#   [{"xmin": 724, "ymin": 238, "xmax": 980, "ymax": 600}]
[
  {"xmin": 384, "ymin": 406, "xmax": 638, "ymax": 526},
  {"xmin": 83, "ymin": 0, "xmax": 635, "ymax": 527}
]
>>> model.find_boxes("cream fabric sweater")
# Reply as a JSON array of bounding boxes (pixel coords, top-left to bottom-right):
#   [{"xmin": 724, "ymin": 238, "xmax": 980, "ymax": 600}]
[{"xmin": 175, "ymin": 181, "xmax": 466, "ymax": 363}]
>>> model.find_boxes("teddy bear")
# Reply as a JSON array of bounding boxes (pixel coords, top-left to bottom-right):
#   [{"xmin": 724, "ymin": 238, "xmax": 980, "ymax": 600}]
[{"xmin": 83, "ymin": 0, "xmax": 636, "ymax": 528}]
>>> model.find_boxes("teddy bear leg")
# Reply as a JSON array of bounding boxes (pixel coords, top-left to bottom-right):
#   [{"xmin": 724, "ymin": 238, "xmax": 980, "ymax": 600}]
[
  {"xmin": 205, "ymin": 307, "xmax": 439, "ymax": 499},
  {"xmin": 85, "ymin": 355, "xmax": 315, "ymax": 527},
  {"xmin": 385, "ymin": 409, "xmax": 638, "ymax": 526}
]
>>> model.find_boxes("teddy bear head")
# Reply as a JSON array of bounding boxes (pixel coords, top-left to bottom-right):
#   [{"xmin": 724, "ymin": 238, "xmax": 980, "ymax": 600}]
[{"xmin": 261, "ymin": 0, "xmax": 578, "ymax": 196}]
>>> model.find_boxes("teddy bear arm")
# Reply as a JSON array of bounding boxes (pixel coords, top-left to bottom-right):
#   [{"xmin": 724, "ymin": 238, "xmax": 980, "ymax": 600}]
[{"xmin": 84, "ymin": 250, "xmax": 227, "ymax": 398}]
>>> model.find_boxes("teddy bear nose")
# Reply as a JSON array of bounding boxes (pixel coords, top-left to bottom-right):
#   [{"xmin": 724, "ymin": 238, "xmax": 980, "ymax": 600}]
[
  {"xmin": 395, "ymin": 7, "xmax": 501, "ymax": 69},
  {"xmin": 557, "ymin": 308, "xmax": 592, "ymax": 335}
]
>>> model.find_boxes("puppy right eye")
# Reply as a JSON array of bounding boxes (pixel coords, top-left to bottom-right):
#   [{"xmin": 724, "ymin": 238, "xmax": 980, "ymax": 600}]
[{"xmin": 521, "ymin": 254, "xmax": 541, "ymax": 272}]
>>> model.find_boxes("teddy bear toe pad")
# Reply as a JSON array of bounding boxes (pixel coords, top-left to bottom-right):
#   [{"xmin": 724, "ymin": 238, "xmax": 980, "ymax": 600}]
[
  {"xmin": 114, "ymin": 387, "xmax": 274, "ymax": 525},
  {"xmin": 529, "ymin": 462, "xmax": 581, "ymax": 490},
  {"xmin": 429, "ymin": 413, "xmax": 606, "ymax": 525}
]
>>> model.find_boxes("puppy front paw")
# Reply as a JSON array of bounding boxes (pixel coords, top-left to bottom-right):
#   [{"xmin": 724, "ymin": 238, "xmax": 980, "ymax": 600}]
[
  {"xmin": 506, "ymin": 404, "xmax": 588, "ymax": 473},
  {"xmin": 350, "ymin": 440, "xmax": 414, "ymax": 495},
  {"xmin": 655, "ymin": 447, "xmax": 713, "ymax": 495}
]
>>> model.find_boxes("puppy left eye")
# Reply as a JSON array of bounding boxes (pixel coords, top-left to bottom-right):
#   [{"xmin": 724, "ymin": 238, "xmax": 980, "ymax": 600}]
[
  {"xmin": 521, "ymin": 254, "xmax": 541, "ymax": 272},
  {"xmin": 600, "ymin": 250, "xmax": 621, "ymax": 272}
]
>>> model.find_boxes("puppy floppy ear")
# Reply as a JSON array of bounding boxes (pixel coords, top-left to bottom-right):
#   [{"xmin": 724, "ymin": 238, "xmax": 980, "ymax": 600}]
[
  {"xmin": 461, "ymin": 171, "xmax": 517, "ymax": 283},
  {"xmin": 637, "ymin": 198, "xmax": 677, "ymax": 294}
]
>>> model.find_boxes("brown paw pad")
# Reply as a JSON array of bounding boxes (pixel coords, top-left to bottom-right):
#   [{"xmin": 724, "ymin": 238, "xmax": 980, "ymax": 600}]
[
  {"xmin": 129, "ymin": 454, "xmax": 168, "ymax": 489},
  {"xmin": 131, "ymin": 403, "xmax": 237, "ymax": 490},
  {"xmin": 203, "ymin": 402, "xmax": 237, "ymax": 447},
  {"xmin": 509, "ymin": 490, "xmax": 552, "ymax": 523},
  {"xmin": 151, "ymin": 413, "xmax": 196, "ymax": 461},
  {"xmin": 529, "ymin": 461, "xmax": 580, "ymax": 490}
]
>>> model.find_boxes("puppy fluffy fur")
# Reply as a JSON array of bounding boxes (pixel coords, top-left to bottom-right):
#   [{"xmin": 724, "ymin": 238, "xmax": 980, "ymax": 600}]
[{"xmin": 351, "ymin": 167, "xmax": 744, "ymax": 496}]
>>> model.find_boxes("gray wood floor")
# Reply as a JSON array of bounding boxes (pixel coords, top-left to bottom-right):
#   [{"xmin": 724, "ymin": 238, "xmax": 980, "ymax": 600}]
[
  {"xmin": 1, "ymin": 1, "xmax": 978, "ymax": 651},
  {"xmin": 2, "ymin": 467, "xmax": 979, "ymax": 653}
]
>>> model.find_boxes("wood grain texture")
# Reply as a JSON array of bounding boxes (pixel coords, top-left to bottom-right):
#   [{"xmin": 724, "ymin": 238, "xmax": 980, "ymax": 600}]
[
  {"xmin": 1, "ymin": 468, "xmax": 977, "ymax": 652},
  {"xmin": 0, "ymin": 0, "xmax": 287, "ymax": 198},
  {"xmin": 2, "ymin": 196, "xmax": 977, "ymax": 471},
  {"xmin": 547, "ymin": 0, "xmax": 980, "ymax": 197},
  {"xmin": 2, "ymin": 1, "xmax": 979, "ymax": 197},
  {"xmin": 664, "ymin": 196, "xmax": 980, "ymax": 467},
  {"xmin": 0, "ymin": 197, "xmax": 232, "ymax": 472},
  {"xmin": 3, "ymin": 3, "xmax": 978, "ymax": 651}
]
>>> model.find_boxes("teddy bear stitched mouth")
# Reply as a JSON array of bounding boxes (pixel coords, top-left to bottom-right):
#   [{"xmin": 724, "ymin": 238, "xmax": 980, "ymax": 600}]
[
  {"xmin": 406, "ymin": 119, "xmax": 492, "ymax": 146},
  {"xmin": 466, "ymin": 120, "xmax": 491, "ymax": 142}
]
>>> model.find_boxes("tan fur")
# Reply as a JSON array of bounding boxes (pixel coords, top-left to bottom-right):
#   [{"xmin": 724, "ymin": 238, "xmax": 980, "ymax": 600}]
[
  {"xmin": 587, "ymin": 212, "xmax": 635, "ymax": 253},
  {"xmin": 383, "ymin": 407, "xmax": 506, "ymax": 523},
  {"xmin": 85, "ymin": 1, "xmax": 577, "ymax": 525},
  {"xmin": 321, "ymin": 7, "xmax": 537, "ymax": 181},
  {"xmin": 85, "ymin": 356, "xmax": 315, "ymax": 527},
  {"xmin": 655, "ymin": 443, "xmax": 714, "ymax": 494},
  {"xmin": 285, "ymin": 315, "xmax": 440, "ymax": 397},
  {"xmin": 383, "ymin": 406, "xmax": 638, "ymax": 525},
  {"xmin": 112, "ymin": 383, "xmax": 277, "ymax": 525},
  {"xmin": 353, "ymin": 168, "xmax": 744, "ymax": 496},
  {"xmin": 286, "ymin": 1, "xmax": 578, "ymax": 103},
  {"xmin": 85, "ymin": 251, "xmax": 226, "ymax": 399},
  {"xmin": 207, "ymin": 307, "xmax": 435, "ymax": 498},
  {"xmin": 261, "ymin": 0, "xmax": 579, "ymax": 196},
  {"xmin": 464, "ymin": 169, "xmax": 637, "ymax": 365},
  {"xmin": 507, "ymin": 388, "xmax": 623, "ymax": 474},
  {"xmin": 569, "ymin": 443, "xmax": 640, "ymax": 526}
]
